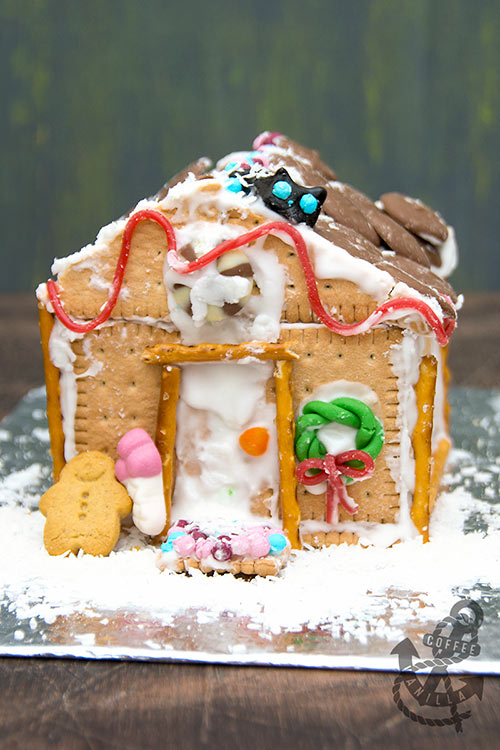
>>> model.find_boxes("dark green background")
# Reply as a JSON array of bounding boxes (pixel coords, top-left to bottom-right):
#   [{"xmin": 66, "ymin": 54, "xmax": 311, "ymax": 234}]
[{"xmin": 1, "ymin": 0, "xmax": 499, "ymax": 293}]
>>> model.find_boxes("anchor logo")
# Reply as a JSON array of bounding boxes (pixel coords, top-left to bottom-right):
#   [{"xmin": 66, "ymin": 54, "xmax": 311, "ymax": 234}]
[{"xmin": 391, "ymin": 599, "xmax": 484, "ymax": 732}]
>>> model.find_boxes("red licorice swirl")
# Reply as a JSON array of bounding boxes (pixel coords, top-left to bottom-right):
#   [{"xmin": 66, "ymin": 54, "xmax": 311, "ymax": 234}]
[{"xmin": 46, "ymin": 209, "xmax": 455, "ymax": 344}]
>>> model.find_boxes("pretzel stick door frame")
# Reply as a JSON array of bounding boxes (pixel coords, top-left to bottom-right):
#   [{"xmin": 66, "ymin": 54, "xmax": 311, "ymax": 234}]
[
  {"xmin": 143, "ymin": 342, "xmax": 302, "ymax": 548},
  {"xmin": 155, "ymin": 365, "xmax": 180, "ymax": 537}
]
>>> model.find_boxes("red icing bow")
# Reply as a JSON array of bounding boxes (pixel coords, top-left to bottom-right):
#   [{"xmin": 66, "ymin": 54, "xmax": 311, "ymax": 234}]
[{"xmin": 296, "ymin": 451, "xmax": 374, "ymax": 525}]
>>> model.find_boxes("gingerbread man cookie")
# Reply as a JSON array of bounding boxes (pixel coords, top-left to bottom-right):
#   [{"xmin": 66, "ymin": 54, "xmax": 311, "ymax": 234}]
[{"xmin": 39, "ymin": 451, "xmax": 132, "ymax": 556}]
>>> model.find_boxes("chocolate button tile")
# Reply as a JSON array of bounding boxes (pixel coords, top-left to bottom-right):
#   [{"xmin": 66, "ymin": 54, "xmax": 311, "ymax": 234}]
[
  {"xmin": 314, "ymin": 216, "xmax": 383, "ymax": 263},
  {"xmin": 321, "ymin": 188, "xmax": 380, "ymax": 246},
  {"xmin": 380, "ymin": 192, "xmax": 448, "ymax": 244},
  {"xmin": 375, "ymin": 261, "xmax": 456, "ymax": 318},
  {"xmin": 385, "ymin": 255, "xmax": 457, "ymax": 303},
  {"xmin": 273, "ymin": 135, "xmax": 337, "ymax": 181},
  {"xmin": 340, "ymin": 184, "xmax": 431, "ymax": 267},
  {"xmin": 154, "ymin": 157, "xmax": 212, "ymax": 201},
  {"xmin": 414, "ymin": 235, "xmax": 443, "ymax": 268}
]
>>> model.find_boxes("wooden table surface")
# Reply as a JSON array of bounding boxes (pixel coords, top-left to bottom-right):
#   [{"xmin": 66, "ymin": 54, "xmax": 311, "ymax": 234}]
[{"xmin": 1, "ymin": 292, "xmax": 500, "ymax": 749}]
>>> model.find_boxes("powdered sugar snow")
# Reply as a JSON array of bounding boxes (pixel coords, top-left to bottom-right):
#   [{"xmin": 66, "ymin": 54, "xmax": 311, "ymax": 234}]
[
  {"xmin": 1, "ymin": 480, "xmax": 499, "ymax": 643},
  {"xmin": 1, "ymin": 387, "xmax": 499, "ymax": 651}
]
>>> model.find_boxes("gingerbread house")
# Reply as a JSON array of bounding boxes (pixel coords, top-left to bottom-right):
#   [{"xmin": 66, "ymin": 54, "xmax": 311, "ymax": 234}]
[{"xmin": 36, "ymin": 132, "xmax": 459, "ymax": 568}]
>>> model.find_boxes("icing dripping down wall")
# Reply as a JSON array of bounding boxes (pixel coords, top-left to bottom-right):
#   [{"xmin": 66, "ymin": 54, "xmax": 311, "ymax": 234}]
[{"xmin": 171, "ymin": 360, "xmax": 280, "ymax": 525}]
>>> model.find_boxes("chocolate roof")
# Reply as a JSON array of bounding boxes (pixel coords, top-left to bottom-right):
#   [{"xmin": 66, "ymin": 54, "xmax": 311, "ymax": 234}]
[
  {"xmin": 162, "ymin": 134, "xmax": 458, "ymax": 319},
  {"xmin": 269, "ymin": 135, "xmax": 457, "ymax": 315}
]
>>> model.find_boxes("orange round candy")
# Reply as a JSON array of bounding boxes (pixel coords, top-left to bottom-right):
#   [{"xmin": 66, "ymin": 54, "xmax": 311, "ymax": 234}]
[{"xmin": 239, "ymin": 427, "xmax": 270, "ymax": 457}]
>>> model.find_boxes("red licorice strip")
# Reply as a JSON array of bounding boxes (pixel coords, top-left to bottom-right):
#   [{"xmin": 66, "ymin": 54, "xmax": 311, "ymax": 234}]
[
  {"xmin": 167, "ymin": 220, "xmax": 454, "ymax": 346},
  {"xmin": 47, "ymin": 209, "xmax": 454, "ymax": 344},
  {"xmin": 296, "ymin": 450, "xmax": 374, "ymax": 524},
  {"xmin": 46, "ymin": 209, "xmax": 177, "ymax": 334}
]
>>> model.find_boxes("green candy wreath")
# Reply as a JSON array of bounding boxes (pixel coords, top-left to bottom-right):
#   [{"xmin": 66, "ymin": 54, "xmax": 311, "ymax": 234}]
[{"xmin": 295, "ymin": 396, "xmax": 384, "ymax": 472}]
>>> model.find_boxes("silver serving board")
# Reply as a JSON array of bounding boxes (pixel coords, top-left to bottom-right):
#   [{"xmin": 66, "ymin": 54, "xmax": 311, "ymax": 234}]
[{"xmin": 1, "ymin": 386, "xmax": 499, "ymax": 673}]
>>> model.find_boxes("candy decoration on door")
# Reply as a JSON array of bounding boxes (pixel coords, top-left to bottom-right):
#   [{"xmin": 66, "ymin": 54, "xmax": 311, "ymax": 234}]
[{"xmin": 295, "ymin": 397, "xmax": 384, "ymax": 523}]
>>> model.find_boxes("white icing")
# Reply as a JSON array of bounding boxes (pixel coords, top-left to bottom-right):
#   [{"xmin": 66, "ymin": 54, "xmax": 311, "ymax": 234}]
[
  {"xmin": 174, "ymin": 220, "xmax": 242, "ymax": 258},
  {"xmin": 318, "ymin": 422, "xmax": 358, "ymax": 455},
  {"xmin": 163, "ymin": 220, "xmax": 285, "ymax": 345},
  {"xmin": 110, "ymin": 315, "xmax": 175, "ymax": 332},
  {"xmin": 50, "ymin": 218, "xmax": 127, "ymax": 278},
  {"xmin": 387, "ymin": 330, "xmax": 425, "ymax": 540},
  {"xmin": 304, "ymin": 380, "xmax": 381, "ymax": 410},
  {"xmin": 36, "ymin": 282, "xmax": 50, "ymax": 309},
  {"xmin": 294, "ymin": 223, "xmax": 396, "ymax": 302},
  {"xmin": 431, "ymin": 225, "xmax": 458, "ymax": 279},
  {"xmin": 81, "ymin": 338, "xmax": 103, "ymax": 378},
  {"xmin": 48, "ymin": 321, "xmax": 82, "ymax": 461},
  {"xmin": 190, "ymin": 270, "xmax": 251, "ymax": 322},
  {"xmin": 123, "ymin": 474, "xmax": 166, "ymax": 536},
  {"xmin": 259, "ymin": 143, "xmax": 315, "ymax": 186},
  {"xmin": 429, "ymin": 338, "xmax": 448, "ymax": 452},
  {"xmin": 171, "ymin": 361, "xmax": 279, "ymax": 525},
  {"xmin": 389, "ymin": 282, "xmax": 445, "ymax": 323},
  {"xmin": 181, "ymin": 361, "xmax": 267, "ymax": 427}
]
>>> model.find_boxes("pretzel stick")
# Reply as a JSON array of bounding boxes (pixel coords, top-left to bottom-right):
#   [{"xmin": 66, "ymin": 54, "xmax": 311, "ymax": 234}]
[
  {"xmin": 442, "ymin": 344, "xmax": 451, "ymax": 430},
  {"xmin": 274, "ymin": 360, "xmax": 301, "ymax": 549},
  {"xmin": 142, "ymin": 342, "xmax": 298, "ymax": 365},
  {"xmin": 429, "ymin": 345, "xmax": 451, "ymax": 513},
  {"xmin": 154, "ymin": 365, "xmax": 180, "ymax": 538},
  {"xmin": 429, "ymin": 436, "xmax": 451, "ymax": 515},
  {"xmin": 411, "ymin": 355, "xmax": 437, "ymax": 542},
  {"xmin": 38, "ymin": 303, "xmax": 66, "ymax": 480}
]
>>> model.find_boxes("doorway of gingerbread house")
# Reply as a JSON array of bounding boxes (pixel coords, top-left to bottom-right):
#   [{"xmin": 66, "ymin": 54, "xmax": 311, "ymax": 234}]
[{"xmin": 142, "ymin": 343, "xmax": 300, "ymax": 547}]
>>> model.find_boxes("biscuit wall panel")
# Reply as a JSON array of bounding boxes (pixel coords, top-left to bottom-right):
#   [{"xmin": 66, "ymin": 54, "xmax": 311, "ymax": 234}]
[
  {"xmin": 58, "ymin": 202, "xmax": 265, "ymax": 321},
  {"xmin": 72, "ymin": 323, "xmax": 179, "ymax": 458},
  {"xmin": 57, "ymin": 200, "xmax": 379, "ymax": 329},
  {"xmin": 280, "ymin": 326, "xmax": 403, "ymax": 527},
  {"xmin": 59, "ymin": 217, "xmax": 176, "ymax": 320}
]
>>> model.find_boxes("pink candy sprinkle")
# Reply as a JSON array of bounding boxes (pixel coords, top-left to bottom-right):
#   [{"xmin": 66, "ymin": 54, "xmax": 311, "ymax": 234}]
[
  {"xmin": 195, "ymin": 539, "xmax": 214, "ymax": 560},
  {"xmin": 231, "ymin": 535, "xmax": 250, "ymax": 557},
  {"xmin": 252, "ymin": 131, "xmax": 281, "ymax": 150},
  {"xmin": 173, "ymin": 535, "xmax": 196, "ymax": 556},
  {"xmin": 164, "ymin": 521, "xmax": 287, "ymax": 562},
  {"xmin": 191, "ymin": 530, "xmax": 208, "ymax": 541},
  {"xmin": 248, "ymin": 533, "xmax": 271, "ymax": 558},
  {"xmin": 213, "ymin": 541, "xmax": 232, "ymax": 562}
]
